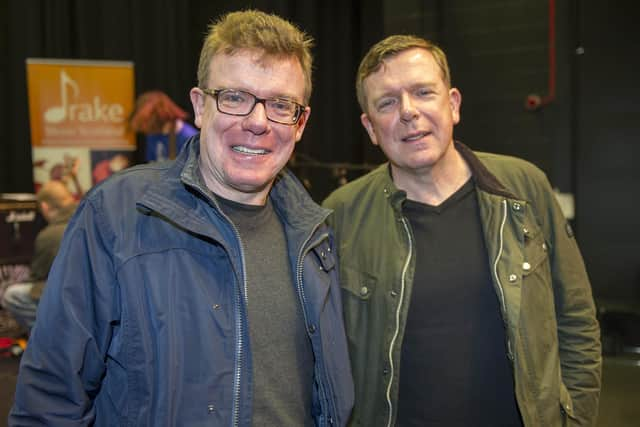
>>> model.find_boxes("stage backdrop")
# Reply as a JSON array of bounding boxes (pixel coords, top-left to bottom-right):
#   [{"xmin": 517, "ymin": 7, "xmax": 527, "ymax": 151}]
[{"xmin": 26, "ymin": 59, "xmax": 135, "ymax": 196}]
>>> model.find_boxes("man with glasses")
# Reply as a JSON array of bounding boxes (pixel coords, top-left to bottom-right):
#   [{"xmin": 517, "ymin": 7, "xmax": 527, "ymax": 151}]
[{"xmin": 11, "ymin": 10, "xmax": 353, "ymax": 426}]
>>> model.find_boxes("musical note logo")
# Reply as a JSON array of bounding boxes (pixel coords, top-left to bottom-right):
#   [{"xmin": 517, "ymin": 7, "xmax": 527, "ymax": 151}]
[{"xmin": 44, "ymin": 70, "xmax": 80, "ymax": 123}]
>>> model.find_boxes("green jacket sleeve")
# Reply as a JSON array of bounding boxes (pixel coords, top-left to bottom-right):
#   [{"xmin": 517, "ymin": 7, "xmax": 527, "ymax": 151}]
[{"xmin": 539, "ymin": 178, "xmax": 602, "ymax": 426}]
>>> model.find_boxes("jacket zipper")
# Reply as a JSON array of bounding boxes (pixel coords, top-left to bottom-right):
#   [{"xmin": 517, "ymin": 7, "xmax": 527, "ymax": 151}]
[
  {"xmin": 167, "ymin": 177, "xmax": 248, "ymax": 427},
  {"xmin": 216, "ymin": 212, "xmax": 247, "ymax": 427},
  {"xmin": 232, "ymin": 225, "xmax": 247, "ymax": 427},
  {"xmin": 385, "ymin": 216, "xmax": 413, "ymax": 427},
  {"xmin": 492, "ymin": 199, "xmax": 513, "ymax": 358},
  {"xmin": 296, "ymin": 227, "xmax": 333, "ymax": 426},
  {"xmin": 173, "ymin": 178, "xmax": 325, "ymax": 426}
]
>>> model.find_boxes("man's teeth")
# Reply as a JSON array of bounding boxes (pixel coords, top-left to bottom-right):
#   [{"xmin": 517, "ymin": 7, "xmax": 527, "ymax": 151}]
[
  {"xmin": 404, "ymin": 133, "xmax": 426, "ymax": 142},
  {"xmin": 232, "ymin": 146, "xmax": 268, "ymax": 155}
]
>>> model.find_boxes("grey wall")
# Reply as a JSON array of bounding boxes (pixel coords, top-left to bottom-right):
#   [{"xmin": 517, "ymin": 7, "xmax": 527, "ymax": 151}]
[
  {"xmin": 576, "ymin": 1, "xmax": 639, "ymax": 302},
  {"xmin": 380, "ymin": 0, "xmax": 640, "ymax": 302}
]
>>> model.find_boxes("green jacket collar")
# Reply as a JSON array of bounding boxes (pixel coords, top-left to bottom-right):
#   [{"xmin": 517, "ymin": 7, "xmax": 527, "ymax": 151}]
[{"xmin": 379, "ymin": 141, "xmax": 518, "ymax": 210}]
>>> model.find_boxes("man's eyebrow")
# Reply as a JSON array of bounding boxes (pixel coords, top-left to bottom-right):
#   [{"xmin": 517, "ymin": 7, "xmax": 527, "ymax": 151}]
[
  {"xmin": 371, "ymin": 88, "xmax": 398, "ymax": 102},
  {"xmin": 270, "ymin": 92, "xmax": 303, "ymax": 103},
  {"xmin": 222, "ymin": 87, "xmax": 302, "ymax": 103},
  {"xmin": 254, "ymin": 90, "xmax": 300, "ymax": 103},
  {"xmin": 372, "ymin": 82, "xmax": 438, "ymax": 101},
  {"xmin": 409, "ymin": 81, "xmax": 438, "ymax": 90}
]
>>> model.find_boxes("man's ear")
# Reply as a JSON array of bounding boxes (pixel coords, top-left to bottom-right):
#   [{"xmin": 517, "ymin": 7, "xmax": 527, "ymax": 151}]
[
  {"xmin": 189, "ymin": 87, "xmax": 205, "ymax": 129},
  {"xmin": 449, "ymin": 87, "xmax": 462, "ymax": 125},
  {"xmin": 360, "ymin": 113, "xmax": 378, "ymax": 146},
  {"xmin": 294, "ymin": 106, "xmax": 311, "ymax": 142}
]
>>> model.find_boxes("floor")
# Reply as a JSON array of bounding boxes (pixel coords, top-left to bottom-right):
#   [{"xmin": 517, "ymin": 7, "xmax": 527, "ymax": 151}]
[
  {"xmin": 597, "ymin": 352, "xmax": 640, "ymax": 427},
  {"xmin": 0, "ymin": 309, "xmax": 21, "ymax": 427},
  {"xmin": 0, "ymin": 356, "xmax": 19, "ymax": 427},
  {"xmin": 0, "ymin": 312, "xmax": 639, "ymax": 426}
]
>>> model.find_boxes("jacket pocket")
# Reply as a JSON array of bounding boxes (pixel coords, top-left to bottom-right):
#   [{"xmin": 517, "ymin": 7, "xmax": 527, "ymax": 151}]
[
  {"xmin": 522, "ymin": 225, "xmax": 550, "ymax": 275},
  {"xmin": 340, "ymin": 264, "xmax": 376, "ymax": 301},
  {"xmin": 339, "ymin": 265, "xmax": 376, "ymax": 346},
  {"xmin": 339, "ymin": 264, "xmax": 377, "ymax": 411},
  {"xmin": 522, "ymin": 226, "xmax": 555, "ymax": 323}
]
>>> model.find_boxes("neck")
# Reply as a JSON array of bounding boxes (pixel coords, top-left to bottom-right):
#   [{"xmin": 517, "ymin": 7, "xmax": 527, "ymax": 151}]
[
  {"xmin": 391, "ymin": 144, "xmax": 471, "ymax": 206},
  {"xmin": 198, "ymin": 161, "xmax": 271, "ymax": 207}
]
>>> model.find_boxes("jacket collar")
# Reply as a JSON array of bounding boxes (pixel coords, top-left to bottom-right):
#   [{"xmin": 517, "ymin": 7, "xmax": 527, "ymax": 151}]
[
  {"xmin": 138, "ymin": 136, "xmax": 330, "ymax": 237},
  {"xmin": 380, "ymin": 140, "xmax": 517, "ymax": 209},
  {"xmin": 454, "ymin": 141, "xmax": 516, "ymax": 199}
]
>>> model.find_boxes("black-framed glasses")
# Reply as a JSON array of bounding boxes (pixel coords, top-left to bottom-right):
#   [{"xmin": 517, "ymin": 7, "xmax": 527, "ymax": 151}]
[{"xmin": 200, "ymin": 88, "xmax": 306, "ymax": 125}]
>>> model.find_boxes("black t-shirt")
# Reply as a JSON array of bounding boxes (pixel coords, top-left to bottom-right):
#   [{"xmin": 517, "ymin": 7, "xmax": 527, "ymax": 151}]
[{"xmin": 397, "ymin": 179, "xmax": 523, "ymax": 427}]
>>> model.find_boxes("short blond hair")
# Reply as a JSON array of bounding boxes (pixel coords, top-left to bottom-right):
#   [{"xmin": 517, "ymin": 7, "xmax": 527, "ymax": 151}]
[
  {"xmin": 197, "ymin": 10, "xmax": 314, "ymax": 103},
  {"xmin": 356, "ymin": 35, "xmax": 451, "ymax": 112}
]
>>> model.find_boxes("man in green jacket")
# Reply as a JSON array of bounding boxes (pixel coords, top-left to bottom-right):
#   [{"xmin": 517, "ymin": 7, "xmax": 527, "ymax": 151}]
[{"xmin": 323, "ymin": 35, "xmax": 601, "ymax": 426}]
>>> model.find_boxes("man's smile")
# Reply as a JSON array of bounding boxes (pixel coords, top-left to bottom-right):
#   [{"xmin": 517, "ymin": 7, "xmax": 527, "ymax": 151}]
[
  {"xmin": 231, "ymin": 145, "xmax": 270, "ymax": 155},
  {"xmin": 401, "ymin": 131, "xmax": 431, "ymax": 142}
]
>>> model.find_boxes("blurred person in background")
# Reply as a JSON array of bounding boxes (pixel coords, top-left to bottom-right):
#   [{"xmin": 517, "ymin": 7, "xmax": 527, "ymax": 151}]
[
  {"xmin": 129, "ymin": 90, "xmax": 198, "ymax": 161},
  {"xmin": 1, "ymin": 180, "xmax": 77, "ymax": 331}
]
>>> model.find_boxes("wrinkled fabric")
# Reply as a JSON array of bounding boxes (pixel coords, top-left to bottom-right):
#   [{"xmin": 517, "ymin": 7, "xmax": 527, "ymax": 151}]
[
  {"xmin": 11, "ymin": 137, "xmax": 353, "ymax": 427},
  {"xmin": 323, "ymin": 142, "xmax": 601, "ymax": 427}
]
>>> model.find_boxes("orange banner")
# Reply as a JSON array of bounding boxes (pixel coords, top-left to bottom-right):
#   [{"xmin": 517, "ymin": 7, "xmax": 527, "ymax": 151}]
[
  {"xmin": 27, "ymin": 59, "xmax": 136, "ymax": 195},
  {"xmin": 26, "ymin": 59, "xmax": 135, "ymax": 148}
]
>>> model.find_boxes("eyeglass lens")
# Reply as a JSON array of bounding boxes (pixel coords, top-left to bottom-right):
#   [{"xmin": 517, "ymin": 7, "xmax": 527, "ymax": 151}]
[{"xmin": 216, "ymin": 90, "xmax": 299, "ymax": 124}]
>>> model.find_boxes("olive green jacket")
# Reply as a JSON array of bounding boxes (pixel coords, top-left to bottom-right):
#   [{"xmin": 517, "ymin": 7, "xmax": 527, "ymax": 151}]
[{"xmin": 322, "ymin": 142, "xmax": 601, "ymax": 427}]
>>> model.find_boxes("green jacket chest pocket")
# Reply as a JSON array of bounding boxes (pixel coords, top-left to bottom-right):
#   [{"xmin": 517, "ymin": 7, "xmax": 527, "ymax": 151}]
[
  {"xmin": 340, "ymin": 265, "xmax": 377, "ymax": 339},
  {"xmin": 521, "ymin": 224, "xmax": 556, "ymax": 322}
]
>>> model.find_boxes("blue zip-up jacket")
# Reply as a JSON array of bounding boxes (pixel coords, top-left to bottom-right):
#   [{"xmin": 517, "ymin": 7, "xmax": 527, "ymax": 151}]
[{"xmin": 10, "ymin": 137, "xmax": 354, "ymax": 427}]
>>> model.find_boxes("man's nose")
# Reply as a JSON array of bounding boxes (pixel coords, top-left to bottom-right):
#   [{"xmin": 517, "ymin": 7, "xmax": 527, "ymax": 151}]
[
  {"xmin": 243, "ymin": 101, "xmax": 270, "ymax": 133},
  {"xmin": 399, "ymin": 94, "xmax": 419, "ymax": 122}
]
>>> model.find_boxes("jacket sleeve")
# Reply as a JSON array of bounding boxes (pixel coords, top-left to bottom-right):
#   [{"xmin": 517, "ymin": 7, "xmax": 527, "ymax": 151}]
[
  {"xmin": 10, "ymin": 198, "xmax": 119, "ymax": 426},
  {"xmin": 537, "ymin": 176, "xmax": 602, "ymax": 426}
]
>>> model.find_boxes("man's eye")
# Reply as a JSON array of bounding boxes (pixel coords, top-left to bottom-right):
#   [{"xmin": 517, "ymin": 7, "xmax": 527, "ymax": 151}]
[
  {"xmin": 416, "ymin": 88, "xmax": 434, "ymax": 97},
  {"xmin": 376, "ymin": 98, "xmax": 396, "ymax": 112},
  {"xmin": 221, "ymin": 92, "xmax": 248, "ymax": 104},
  {"xmin": 270, "ymin": 100, "xmax": 294, "ymax": 112}
]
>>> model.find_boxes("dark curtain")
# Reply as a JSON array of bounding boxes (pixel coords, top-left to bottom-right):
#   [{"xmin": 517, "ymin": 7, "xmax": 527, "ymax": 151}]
[{"xmin": 0, "ymin": 0, "xmax": 384, "ymax": 201}]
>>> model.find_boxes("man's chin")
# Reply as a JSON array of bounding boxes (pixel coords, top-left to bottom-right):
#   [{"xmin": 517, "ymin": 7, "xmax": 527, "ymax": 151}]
[{"xmin": 226, "ymin": 177, "xmax": 275, "ymax": 201}]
